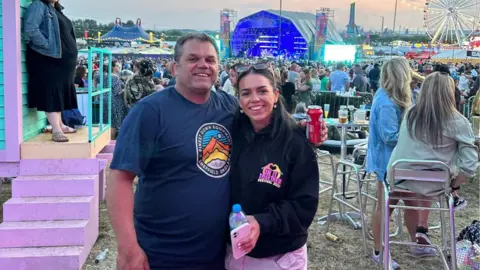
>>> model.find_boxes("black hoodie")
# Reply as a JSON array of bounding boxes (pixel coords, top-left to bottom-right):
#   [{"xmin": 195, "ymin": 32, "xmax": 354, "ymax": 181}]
[{"xmin": 229, "ymin": 118, "xmax": 319, "ymax": 258}]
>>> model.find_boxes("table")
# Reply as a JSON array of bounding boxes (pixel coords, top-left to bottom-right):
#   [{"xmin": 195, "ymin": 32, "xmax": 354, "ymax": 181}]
[
  {"xmin": 327, "ymin": 119, "xmax": 369, "ymax": 159},
  {"xmin": 317, "ymin": 119, "xmax": 370, "ymax": 229}
]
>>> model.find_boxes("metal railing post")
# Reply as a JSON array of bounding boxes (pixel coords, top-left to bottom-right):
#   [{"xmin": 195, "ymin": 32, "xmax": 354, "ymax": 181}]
[
  {"xmin": 99, "ymin": 52, "xmax": 104, "ymax": 130},
  {"xmin": 87, "ymin": 48, "xmax": 93, "ymax": 142},
  {"xmin": 86, "ymin": 47, "xmax": 112, "ymax": 143},
  {"xmin": 108, "ymin": 54, "xmax": 112, "ymax": 127}
]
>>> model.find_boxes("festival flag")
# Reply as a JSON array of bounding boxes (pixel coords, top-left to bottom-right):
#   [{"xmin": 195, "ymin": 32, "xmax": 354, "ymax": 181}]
[{"xmin": 314, "ymin": 11, "xmax": 328, "ymax": 61}]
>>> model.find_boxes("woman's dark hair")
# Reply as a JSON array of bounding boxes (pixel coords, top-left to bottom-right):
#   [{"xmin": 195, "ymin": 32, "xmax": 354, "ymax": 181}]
[
  {"xmin": 102, "ymin": 60, "xmax": 117, "ymax": 72},
  {"xmin": 433, "ymin": 64, "xmax": 450, "ymax": 74},
  {"xmin": 40, "ymin": 0, "xmax": 62, "ymax": 11},
  {"xmin": 232, "ymin": 67, "xmax": 301, "ymax": 160},
  {"xmin": 137, "ymin": 58, "xmax": 156, "ymax": 77},
  {"xmin": 75, "ymin": 66, "xmax": 87, "ymax": 79}
]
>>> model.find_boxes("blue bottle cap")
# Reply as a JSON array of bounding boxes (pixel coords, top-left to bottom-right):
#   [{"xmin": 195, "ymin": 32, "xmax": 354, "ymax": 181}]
[{"xmin": 232, "ymin": 204, "xmax": 241, "ymax": 213}]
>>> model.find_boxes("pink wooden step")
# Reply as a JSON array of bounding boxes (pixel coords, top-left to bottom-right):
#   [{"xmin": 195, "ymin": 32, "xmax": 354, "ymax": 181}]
[
  {"xmin": 100, "ymin": 144, "xmax": 115, "ymax": 153},
  {"xmin": 12, "ymin": 175, "xmax": 97, "ymax": 198},
  {"xmin": 3, "ymin": 197, "xmax": 94, "ymax": 222},
  {"xmin": 19, "ymin": 159, "xmax": 107, "ymax": 176},
  {"xmin": 0, "ymin": 246, "xmax": 89, "ymax": 270},
  {"xmin": 96, "ymin": 153, "xmax": 113, "ymax": 162},
  {"xmin": 0, "ymin": 220, "xmax": 92, "ymax": 248}
]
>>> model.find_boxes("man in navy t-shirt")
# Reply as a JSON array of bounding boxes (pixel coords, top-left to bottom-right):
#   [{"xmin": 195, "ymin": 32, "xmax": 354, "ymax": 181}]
[
  {"xmin": 107, "ymin": 33, "xmax": 237, "ymax": 270},
  {"xmin": 107, "ymin": 33, "xmax": 328, "ymax": 270}
]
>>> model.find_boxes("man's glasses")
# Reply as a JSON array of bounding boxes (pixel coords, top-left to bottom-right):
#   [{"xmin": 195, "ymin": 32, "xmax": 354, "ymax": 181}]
[{"xmin": 235, "ymin": 62, "xmax": 270, "ymax": 74}]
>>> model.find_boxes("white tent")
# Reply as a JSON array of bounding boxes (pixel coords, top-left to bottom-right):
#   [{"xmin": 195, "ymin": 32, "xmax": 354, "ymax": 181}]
[
  {"xmin": 138, "ymin": 47, "xmax": 173, "ymax": 55},
  {"xmin": 431, "ymin": 49, "xmax": 467, "ymax": 59}
]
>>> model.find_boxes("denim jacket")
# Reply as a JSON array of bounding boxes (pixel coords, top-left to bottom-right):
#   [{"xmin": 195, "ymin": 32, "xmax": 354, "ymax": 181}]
[
  {"xmin": 366, "ymin": 88, "xmax": 404, "ymax": 181},
  {"xmin": 23, "ymin": 1, "xmax": 63, "ymax": 58}
]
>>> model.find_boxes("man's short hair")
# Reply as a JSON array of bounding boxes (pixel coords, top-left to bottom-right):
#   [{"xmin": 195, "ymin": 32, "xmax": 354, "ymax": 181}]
[
  {"xmin": 336, "ymin": 62, "xmax": 345, "ymax": 70},
  {"xmin": 174, "ymin": 33, "xmax": 219, "ymax": 63}
]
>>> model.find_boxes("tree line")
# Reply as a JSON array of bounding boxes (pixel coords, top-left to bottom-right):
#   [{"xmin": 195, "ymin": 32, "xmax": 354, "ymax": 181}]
[
  {"xmin": 71, "ymin": 19, "xmax": 213, "ymax": 41},
  {"xmin": 71, "ymin": 18, "xmax": 430, "ymax": 44}
]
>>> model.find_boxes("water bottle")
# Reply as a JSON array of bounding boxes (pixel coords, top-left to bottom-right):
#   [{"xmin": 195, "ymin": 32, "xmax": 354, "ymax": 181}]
[
  {"xmin": 95, "ymin": 248, "xmax": 109, "ymax": 264},
  {"xmin": 229, "ymin": 204, "xmax": 248, "ymax": 231}
]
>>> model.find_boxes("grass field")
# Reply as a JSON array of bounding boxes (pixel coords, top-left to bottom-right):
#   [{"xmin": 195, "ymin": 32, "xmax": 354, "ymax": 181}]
[{"xmin": 0, "ymin": 157, "xmax": 478, "ymax": 270}]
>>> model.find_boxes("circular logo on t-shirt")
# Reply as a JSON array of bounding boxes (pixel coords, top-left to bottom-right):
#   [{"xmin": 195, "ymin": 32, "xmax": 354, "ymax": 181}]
[{"xmin": 195, "ymin": 123, "xmax": 232, "ymax": 178}]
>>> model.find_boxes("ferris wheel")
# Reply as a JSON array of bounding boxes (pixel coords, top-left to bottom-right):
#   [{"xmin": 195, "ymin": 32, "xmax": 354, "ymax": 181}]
[{"xmin": 423, "ymin": 0, "xmax": 480, "ymax": 46}]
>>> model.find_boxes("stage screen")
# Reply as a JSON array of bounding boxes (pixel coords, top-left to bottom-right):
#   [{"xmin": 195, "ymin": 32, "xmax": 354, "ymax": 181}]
[{"xmin": 323, "ymin": 45, "xmax": 356, "ymax": 62}]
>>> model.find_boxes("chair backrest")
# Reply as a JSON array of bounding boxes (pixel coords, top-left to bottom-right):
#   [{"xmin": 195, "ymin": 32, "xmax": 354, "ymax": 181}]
[
  {"xmin": 387, "ymin": 159, "xmax": 451, "ymax": 195},
  {"xmin": 352, "ymin": 146, "xmax": 367, "ymax": 167}
]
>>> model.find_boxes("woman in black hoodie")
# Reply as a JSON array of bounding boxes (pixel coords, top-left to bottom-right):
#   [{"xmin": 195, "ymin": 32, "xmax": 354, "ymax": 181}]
[{"xmin": 226, "ymin": 64, "xmax": 319, "ymax": 270}]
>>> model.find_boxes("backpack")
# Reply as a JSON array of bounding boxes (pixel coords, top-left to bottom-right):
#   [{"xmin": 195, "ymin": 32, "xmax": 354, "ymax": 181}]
[{"xmin": 61, "ymin": 109, "xmax": 86, "ymax": 128}]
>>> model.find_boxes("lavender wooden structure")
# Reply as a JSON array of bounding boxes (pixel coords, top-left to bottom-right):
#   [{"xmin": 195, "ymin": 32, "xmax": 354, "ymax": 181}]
[{"xmin": 0, "ymin": 1, "xmax": 114, "ymax": 269}]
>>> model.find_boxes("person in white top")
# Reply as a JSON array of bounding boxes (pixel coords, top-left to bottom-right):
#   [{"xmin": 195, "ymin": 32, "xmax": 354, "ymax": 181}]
[
  {"xmin": 458, "ymin": 71, "xmax": 471, "ymax": 93},
  {"xmin": 222, "ymin": 66, "xmax": 238, "ymax": 96},
  {"xmin": 471, "ymin": 67, "xmax": 478, "ymax": 78}
]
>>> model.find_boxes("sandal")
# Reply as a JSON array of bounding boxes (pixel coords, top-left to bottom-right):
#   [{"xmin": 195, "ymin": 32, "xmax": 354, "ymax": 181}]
[
  {"xmin": 62, "ymin": 126, "xmax": 76, "ymax": 134},
  {"xmin": 52, "ymin": 132, "xmax": 69, "ymax": 142}
]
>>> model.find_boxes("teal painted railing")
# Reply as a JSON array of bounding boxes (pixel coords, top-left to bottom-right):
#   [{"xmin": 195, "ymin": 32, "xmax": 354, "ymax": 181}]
[{"xmin": 87, "ymin": 47, "xmax": 112, "ymax": 143}]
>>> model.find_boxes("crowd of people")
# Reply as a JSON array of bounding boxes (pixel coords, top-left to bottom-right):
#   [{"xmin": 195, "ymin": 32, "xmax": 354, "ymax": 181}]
[{"xmin": 69, "ymin": 48, "xmax": 480, "ymax": 143}]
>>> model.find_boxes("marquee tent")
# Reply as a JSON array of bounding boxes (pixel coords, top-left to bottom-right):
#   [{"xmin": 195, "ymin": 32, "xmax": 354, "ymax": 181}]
[{"xmin": 100, "ymin": 18, "xmax": 159, "ymax": 43}]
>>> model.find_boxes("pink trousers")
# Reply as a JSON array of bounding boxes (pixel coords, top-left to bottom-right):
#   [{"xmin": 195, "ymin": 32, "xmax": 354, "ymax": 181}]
[{"xmin": 224, "ymin": 244, "xmax": 308, "ymax": 270}]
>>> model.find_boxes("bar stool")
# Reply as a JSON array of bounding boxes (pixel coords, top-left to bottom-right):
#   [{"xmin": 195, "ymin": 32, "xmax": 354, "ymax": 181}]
[
  {"xmin": 324, "ymin": 143, "xmax": 403, "ymax": 256},
  {"xmin": 316, "ymin": 149, "xmax": 335, "ymax": 195},
  {"xmin": 382, "ymin": 159, "xmax": 456, "ymax": 270},
  {"xmin": 324, "ymin": 155, "xmax": 378, "ymax": 255},
  {"xmin": 347, "ymin": 144, "xmax": 403, "ymax": 241},
  {"xmin": 394, "ymin": 200, "xmax": 443, "ymax": 242}
]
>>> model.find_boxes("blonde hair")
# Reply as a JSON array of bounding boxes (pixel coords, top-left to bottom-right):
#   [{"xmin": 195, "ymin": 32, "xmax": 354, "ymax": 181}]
[
  {"xmin": 380, "ymin": 58, "xmax": 413, "ymax": 110},
  {"xmin": 274, "ymin": 68, "xmax": 281, "ymax": 87},
  {"xmin": 406, "ymin": 72, "xmax": 459, "ymax": 147}
]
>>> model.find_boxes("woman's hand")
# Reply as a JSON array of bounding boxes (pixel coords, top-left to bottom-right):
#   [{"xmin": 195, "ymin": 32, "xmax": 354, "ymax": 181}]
[
  {"xmin": 298, "ymin": 119, "xmax": 328, "ymax": 146},
  {"xmin": 238, "ymin": 216, "xmax": 260, "ymax": 254}
]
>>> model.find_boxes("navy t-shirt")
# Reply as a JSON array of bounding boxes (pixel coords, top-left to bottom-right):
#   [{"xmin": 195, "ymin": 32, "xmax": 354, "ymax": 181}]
[{"xmin": 110, "ymin": 87, "xmax": 238, "ymax": 269}]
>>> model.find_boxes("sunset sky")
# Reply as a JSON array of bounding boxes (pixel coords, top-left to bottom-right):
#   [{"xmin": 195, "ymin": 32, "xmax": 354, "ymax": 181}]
[{"xmin": 62, "ymin": 0, "xmax": 426, "ymax": 31}]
